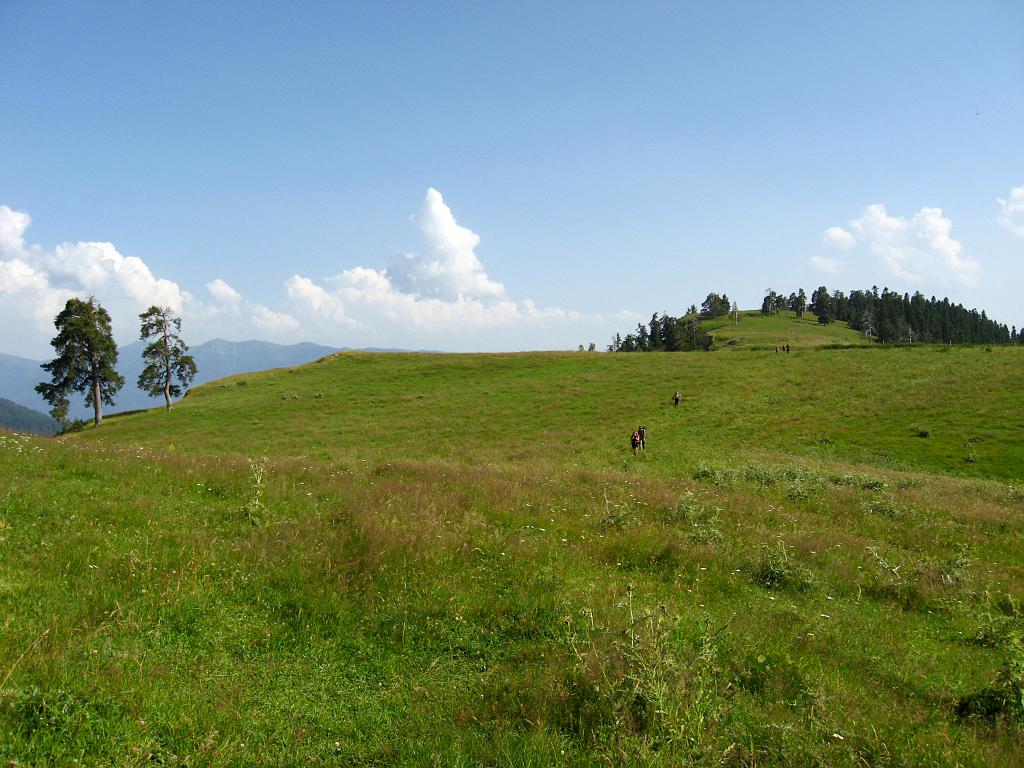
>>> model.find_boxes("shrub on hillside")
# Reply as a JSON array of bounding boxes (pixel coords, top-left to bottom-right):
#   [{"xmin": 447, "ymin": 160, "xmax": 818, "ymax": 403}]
[{"xmin": 752, "ymin": 542, "xmax": 816, "ymax": 592}]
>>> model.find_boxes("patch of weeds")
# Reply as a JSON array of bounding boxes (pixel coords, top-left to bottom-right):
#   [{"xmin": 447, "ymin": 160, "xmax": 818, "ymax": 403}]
[
  {"xmin": 560, "ymin": 592, "xmax": 730, "ymax": 759},
  {"xmin": 599, "ymin": 488, "xmax": 634, "ymax": 530},
  {"xmin": 968, "ymin": 592, "xmax": 1024, "ymax": 649},
  {"xmin": 861, "ymin": 545, "xmax": 970, "ymax": 610},
  {"xmin": 1, "ymin": 686, "xmax": 119, "ymax": 755},
  {"xmin": 752, "ymin": 542, "xmax": 816, "ymax": 593},
  {"xmin": 732, "ymin": 650, "xmax": 823, "ymax": 713},
  {"xmin": 830, "ymin": 473, "xmax": 887, "ymax": 491},
  {"xmin": 241, "ymin": 456, "xmax": 268, "ymax": 524},
  {"xmin": 785, "ymin": 479, "xmax": 812, "ymax": 501},
  {"xmin": 661, "ymin": 492, "xmax": 723, "ymax": 544},
  {"xmin": 966, "ymin": 614, "xmax": 1024, "ymax": 651},
  {"xmin": 861, "ymin": 545, "xmax": 915, "ymax": 607},
  {"xmin": 740, "ymin": 464, "xmax": 810, "ymax": 487},
  {"xmin": 955, "ymin": 636, "xmax": 1024, "ymax": 724},
  {"xmin": 692, "ymin": 464, "xmax": 729, "ymax": 486},
  {"xmin": 937, "ymin": 545, "xmax": 972, "ymax": 588},
  {"xmin": 861, "ymin": 497, "xmax": 913, "ymax": 520}
]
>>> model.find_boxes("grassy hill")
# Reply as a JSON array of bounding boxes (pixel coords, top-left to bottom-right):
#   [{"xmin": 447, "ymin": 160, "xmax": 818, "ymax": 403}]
[
  {"xmin": 703, "ymin": 310, "xmax": 870, "ymax": 349},
  {"xmin": 2, "ymin": 331, "xmax": 1023, "ymax": 765}
]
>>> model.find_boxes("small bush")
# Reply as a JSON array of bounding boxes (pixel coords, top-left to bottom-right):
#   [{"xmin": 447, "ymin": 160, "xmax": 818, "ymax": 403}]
[
  {"xmin": 752, "ymin": 542, "xmax": 816, "ymax": 592},
  {"xmin": 861, "ymin": 497, "xmax": 912, "ymax": 519},
  {"xmin": 661, "ymin": 492, "xmax": 723, "ymax": 544},
  {"xmin": 692, "ymin": 465, "xmax": 728, "ymax": 485}
]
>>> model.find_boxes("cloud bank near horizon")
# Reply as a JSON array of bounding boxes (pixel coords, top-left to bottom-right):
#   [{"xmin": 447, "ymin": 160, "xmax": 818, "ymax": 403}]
[
  {"xmin": 0, "ymin": 192, "xmax": 632, "ymax": 359},
  {"xmin": 821, "ymin": 203, "xmax": 979, "ymax": 286}
]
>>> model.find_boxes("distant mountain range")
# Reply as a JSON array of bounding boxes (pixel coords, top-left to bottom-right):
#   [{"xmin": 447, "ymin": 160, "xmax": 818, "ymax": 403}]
[{"xmin": 0, "ymin": 338, "xmax": 346, "ymax": 424}]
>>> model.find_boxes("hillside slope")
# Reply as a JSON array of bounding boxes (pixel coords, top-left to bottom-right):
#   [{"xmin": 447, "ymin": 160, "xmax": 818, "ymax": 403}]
[
  {"xmin": 4, "ymin": 345, "xmax": 1023, "ymax": 766},
  {"xmin": 80, "ymin": 345, "xmax": 1024, "ymax": 482}
]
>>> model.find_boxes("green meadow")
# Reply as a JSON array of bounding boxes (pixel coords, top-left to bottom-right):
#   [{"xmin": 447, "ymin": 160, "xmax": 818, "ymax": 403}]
[{"xmin": 3, "ymin": 316, "xmax": 1024, "ymax": 766}]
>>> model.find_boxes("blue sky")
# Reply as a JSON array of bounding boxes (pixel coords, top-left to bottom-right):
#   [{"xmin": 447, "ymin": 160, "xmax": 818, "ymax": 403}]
[{"xmin": 2, "ymin": 1, "xmax": 1022, "ymax": 357}]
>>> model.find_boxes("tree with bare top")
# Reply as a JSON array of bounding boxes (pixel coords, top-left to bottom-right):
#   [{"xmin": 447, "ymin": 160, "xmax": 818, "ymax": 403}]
[{"xmin": 138, "ymin": 306, "xmax": 197, "ymax": 411}]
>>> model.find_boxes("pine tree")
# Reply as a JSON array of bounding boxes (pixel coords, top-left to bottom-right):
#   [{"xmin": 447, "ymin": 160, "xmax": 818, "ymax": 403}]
[
  {"xmin": 36, "ymin": 296, "xmax": 124, "ymax": 426},
  {"xmin": 137, "ymin": 306, "xmax": 197, "ymax": 411}
]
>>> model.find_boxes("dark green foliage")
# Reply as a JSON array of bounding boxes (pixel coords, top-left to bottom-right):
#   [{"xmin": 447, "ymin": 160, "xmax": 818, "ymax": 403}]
[
  {"xmin": 620, "ymin": 285, "xmax": 1015, "ymax": 348},
  {"xmin": 35, "ymin": 296, "xmax": 124, "ymax": 426},
  {"xmin": 0, "ymin": 397, "xmax": 59, "ymax": 435},
  {"xmin": 610, "ymin": 312, "xmax": 712, "ymax": 352},
  {"xmin": 700, "ymin": 292, "xmax": 732, "ymax": 318},
  {"xmin": 137, "ymin": 306, "xmax": 197, "ymax": 410},
  {"xmin": 752, "ymin": 542, "xmax": 816, "ymax": 592}
]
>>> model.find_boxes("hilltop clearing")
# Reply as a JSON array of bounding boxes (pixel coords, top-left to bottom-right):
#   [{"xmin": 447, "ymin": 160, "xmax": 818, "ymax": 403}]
[{"xmin": 703, "ymin": 310, "xmax": 869, "ymax": 349}]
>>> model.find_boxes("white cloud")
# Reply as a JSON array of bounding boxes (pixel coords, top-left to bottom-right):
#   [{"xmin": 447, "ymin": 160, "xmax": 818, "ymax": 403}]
[
  {"xmin": 249, "ymin": 304, "xmax": 299, "ymax": 333},
  {"xmin": 997, "ymin": 185, "xmax": 1024, "ymax": 237},
  {"xmin": 0, "ymin": 204, "xmax": 187, "ymax": 357},
  {"xmin": 207, "ymin": 277, "xmax": 242, "ymax": 305},
  {"xmin": 0, "ymin": 205, "xmax": 31, "ymax": 254},
  {"xmin": 0, "ymin": 191, "xmax": 631, "ymax": 358},
  {"xmin": 824, "ymin": 203, "xmax": 978, "ymax": 286},
  {"xmin": 822, "ymin": 226, "xmax": 855, "ymax": 251},
  {"xmin": 810, "ymin": 255, "xmax": 842, "ymax": 273},
  {"xmin": 385, "ymin": 188, "xmax": 506, "ymax": 301},
  {"xmin": 283, "ymin": 188, "xmax": 620, "ymax": 350}
]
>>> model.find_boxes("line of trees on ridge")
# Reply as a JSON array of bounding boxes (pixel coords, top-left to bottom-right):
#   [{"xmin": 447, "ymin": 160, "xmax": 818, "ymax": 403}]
[
  {"xmin": 35, "ymin": 297, "xmax": 197, "ymax": 428},
  {"xmin": 609, "ymin": 287, "xmax": 1022, "ymax": 352}
]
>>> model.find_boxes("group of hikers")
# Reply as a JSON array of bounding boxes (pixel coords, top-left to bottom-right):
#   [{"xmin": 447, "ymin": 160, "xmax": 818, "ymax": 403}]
[
  {"xmin": 630, "ymin": 390, "xmax": 683, "ymax": 454},
  {"xmin": 776, "ymin": 343, "xmax": 791, "ymax": 353},
  {"xmin": 630, "ymin": 425, "xmax": 647, "ymax": 455}
]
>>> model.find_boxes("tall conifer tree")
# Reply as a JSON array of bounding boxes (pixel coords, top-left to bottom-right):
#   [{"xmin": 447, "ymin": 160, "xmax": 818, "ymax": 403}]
[
  {"xmin": 137, "ymin": 306, "xmax": 197, "ymax": 411},
  {"xmin": 36, "ymin": 296, "xmax": 124, "ymax": 426}
]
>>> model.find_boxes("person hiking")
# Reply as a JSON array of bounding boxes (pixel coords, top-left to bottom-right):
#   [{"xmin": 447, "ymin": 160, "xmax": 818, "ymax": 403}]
[
  {"xmin": 631, "ymin": 430, "xmax": 641, "ymax": 455},
  {"xmin": 638, "ymin": 426, "xmax": 646, "ymax": 450},
  {"xmin": 673, "ymin": 390, "xmax": 681, "ymax": 407}
]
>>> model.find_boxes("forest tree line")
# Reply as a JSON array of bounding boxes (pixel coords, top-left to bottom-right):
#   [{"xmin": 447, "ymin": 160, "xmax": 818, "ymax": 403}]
[{"xmin": 609, "ymin": 287, "xmax": 1022, "ymax": 352}]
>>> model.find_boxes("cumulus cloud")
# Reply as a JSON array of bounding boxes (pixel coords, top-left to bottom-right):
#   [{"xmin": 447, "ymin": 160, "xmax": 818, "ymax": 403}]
[
  {"xmin": 824, "ymin": 203, "xmax": 978, "ymax": 286},
  {"xmin": 207, "ymin": 277, "xmax": 242, "ymax": 305},
  {"xmin": 385, "ymin": 188, "xmax": 506, "ymax": 301},
  {"xmin": 0, "ymin": 204, "xmax": 188, "ymax": 357},
  {"xmin": 822, "ymin": 226, "xmax": 855, "ymax": 251},
  {"xmin": 810, "ymin": 255, "xmax": 843, "ymax": 273},
  {"xmin": 0, "ymin": 190, "xmax": 631, "ymax": 357},
  {"xmin": 997, "ymin": 186, "xmax": 1024, "ymax": 237},
  {"xmin": 0, "ymin": 205, "xmax": 31, "ymax": 253},
  {"xmin": 250, "ymin": 304, "xmax": 299, "ymax": 333},
  {"xmin": 284, "ymin": 188, "xmax": 618, "ymax": 350}
]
